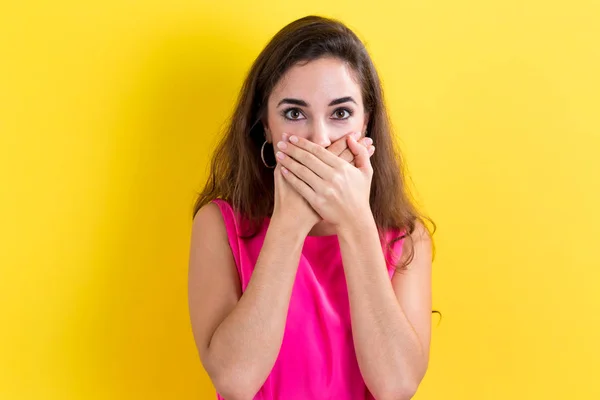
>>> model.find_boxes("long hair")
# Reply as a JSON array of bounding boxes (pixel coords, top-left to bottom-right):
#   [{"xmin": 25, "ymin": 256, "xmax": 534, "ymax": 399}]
[{"xmin": 193, "ymin": 15, "xmax": 434, "ymax": 269}]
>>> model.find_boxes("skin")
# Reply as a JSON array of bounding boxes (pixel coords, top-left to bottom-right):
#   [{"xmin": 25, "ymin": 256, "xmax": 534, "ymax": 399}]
[
  {"xmin": 188, "ymin": 57, "xmax": 432, "ymax": 400},
  {"xmin": 264, "ymin": 56, "xmax": 370, "ymax": 236}
]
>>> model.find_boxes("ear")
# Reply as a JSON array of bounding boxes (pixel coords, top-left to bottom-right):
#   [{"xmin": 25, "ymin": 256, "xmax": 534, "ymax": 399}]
[{"xmin": 262, "ymin": 122, "xmax": 272, "ymax": 143}]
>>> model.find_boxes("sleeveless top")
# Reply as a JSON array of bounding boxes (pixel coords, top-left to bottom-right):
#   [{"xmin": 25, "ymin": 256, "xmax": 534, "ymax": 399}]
[{"xmin": 213, "ymin": 199, "xmax": 405, "ymax": 400}]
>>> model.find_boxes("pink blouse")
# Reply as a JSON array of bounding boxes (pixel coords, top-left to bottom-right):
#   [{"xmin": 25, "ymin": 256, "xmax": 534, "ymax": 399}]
[{"xmin": 213, "ymin": 199, "xmax": 405, "ymax": 400}]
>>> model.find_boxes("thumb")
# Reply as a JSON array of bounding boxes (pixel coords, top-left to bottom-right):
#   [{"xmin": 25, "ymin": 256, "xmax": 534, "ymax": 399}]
[{"xmin": 347, "ymin": 135, "xmax": 371, "ymax": 170}]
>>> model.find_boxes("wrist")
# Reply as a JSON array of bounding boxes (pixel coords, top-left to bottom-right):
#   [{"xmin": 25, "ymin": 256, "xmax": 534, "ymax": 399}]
[
  {"xmin": 336, "ymin": 210, "xmax": 377, "ymax": 239},
  {"xmin": 269, "ymin": 213, "xmax": 312, "ymax": 242}
]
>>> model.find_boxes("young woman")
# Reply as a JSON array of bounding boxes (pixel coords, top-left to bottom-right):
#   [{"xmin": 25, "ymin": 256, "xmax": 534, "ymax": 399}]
[{"xmin": 188, "ymin": 15, "xmax": 433, "ymax": 400}]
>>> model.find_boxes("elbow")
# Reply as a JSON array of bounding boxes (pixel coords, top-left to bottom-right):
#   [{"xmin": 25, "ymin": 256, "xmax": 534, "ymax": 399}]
[
  {"xmin": 213, "ymin": 380, "xmax": 257, "ymax": 400},
  {"xmin": 373, "ymin": 377, "xmax": 421, "ymax": 400},
  {"xmin": 202, "ymin": 349, "xmax": 265, "ymax": 400},
  {"xmin": 378, "ymin": 355, "xmax": 428, "ymax": 400},
  {"xmin": 395, "ymin": 381, "xmax": 419, "ymax": 400},
  {"xmin": 377, "ymin": 385, "xmax": 418, "ymax": 400},
  {"xmin": 211, "ymin": 369, "xmax": 262, "ymax": 400},
  {"xmin": 214, "ymin": 388, "xmax": 255, "ymax": 400}
]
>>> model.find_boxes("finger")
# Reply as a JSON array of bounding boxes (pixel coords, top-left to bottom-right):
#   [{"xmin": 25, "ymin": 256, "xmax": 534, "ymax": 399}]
[
  {"xmin": 347, "ymin": 135, "xmax": 372, "ymax": 171},
  {"xmin": 276, "ymin": 150, "xmax": 326, "ymax": 192},
  {"xmin": 273, "ymin": 164, "xmax": 284, "ymax": 190},
  {"xmin": 362, "ymin": 137, "xmax": 373, "ymax": 147},
  {"xmin": 336, "ymin": 135, "xmax": 370, "ymax": 158},
  {"xmin": 327, "ymin": 131, "xmax": 363, "ymax": 154},
  {"xmin": 368, "ymin": 145, "xmax": 375, "ymax": 157},
  {"xmin": 280, "ymin": 166, "xmax": 318, "ymax": 205},
  {"xmin": 339, "ymin": 148, "xmax": 354, "ymax": 163},
  {"xmin": 277, "ymin": 138, "xmax": 334, "ymax": 180},
  {"xmin": 288, "ymin": 135, "xmax": 345, "ymax": 170},
  {"xmin": 340, "ymin": 140, "xmax": 373, "ymax": 164},
  {"xmin": 326, "ymin": 134, "xmax": 352, "ymax": 157}
]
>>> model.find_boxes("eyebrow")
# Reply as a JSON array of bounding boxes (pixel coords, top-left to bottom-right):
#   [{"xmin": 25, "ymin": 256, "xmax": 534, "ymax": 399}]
[
  {"xmin": 277, "ymin": 96, "xmax": 357, "ymax": 107},
  {"xmin": 277, "ymin": 98, "xmax": 308, "ymax": 107},
  {"xmin": 329, "ymin": 96, "xmax": 356, "ymax": 106}
]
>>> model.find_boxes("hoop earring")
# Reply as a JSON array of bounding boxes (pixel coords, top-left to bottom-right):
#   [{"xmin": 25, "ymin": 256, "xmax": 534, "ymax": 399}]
[{"xmin": 261, "ymin": 140, "xmax": 276, "ymax": 169}]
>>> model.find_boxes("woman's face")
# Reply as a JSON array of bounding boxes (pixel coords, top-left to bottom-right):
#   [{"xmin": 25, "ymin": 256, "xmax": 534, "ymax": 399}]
[{"xmin": 264, "ymin": 57, "xmax": 369, "ymax": 147}]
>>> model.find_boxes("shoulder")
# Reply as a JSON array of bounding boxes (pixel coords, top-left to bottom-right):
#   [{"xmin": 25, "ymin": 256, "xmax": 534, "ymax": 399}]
[
  {"xmin": 399, "ymin": 220, "xmax": 433, "ymax": 268},
  {"xmin": 189, "ymin": 201, "xmax": 239, "ymax": 292},
  {"xmin": 194, "ymin": 200, "xmax": 223, "ymax": 225},
  {"xmin": 382, "ymin": 220, "xmax": 431, "ymax": 250},
  {"xmin": 408, "ymin": 220, "xmax": 432, "ymax": 245},
  {"xmin": 192, "ymin": 201, "xmax": 228, "ymax": 242}
]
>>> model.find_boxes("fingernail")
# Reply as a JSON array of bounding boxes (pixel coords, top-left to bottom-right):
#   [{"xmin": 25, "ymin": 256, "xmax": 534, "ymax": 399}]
[
  {"xmin": 365, "ymin": 137, "xmax": 373, "ymax": 145},
  {"xmin": 354, "ymin": 131, "xmax": 362, "ymax": 139},
  {"xmin": 289, "ymin": 135, "xmax": 298, "ymax": 143},
  {"xmin": 282, "ymin": 132, "xmax": 289, "ymax": 141},
  {"xmin": 276, "ymin": 151, "xmax": 285, "ymax": 160},
  {"xmin": 370, "ymin": 146, "xmax": 375, "ymax": 154},
  {"xmin": 277, "ymin": 141, "xmax": 287, "ymax": 150}
]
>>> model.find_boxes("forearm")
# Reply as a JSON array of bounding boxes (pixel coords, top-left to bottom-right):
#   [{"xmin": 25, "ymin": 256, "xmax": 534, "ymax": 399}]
[
  {"xmin": 338, "ymin": 215, "xmax": 426, "ymax": 400},
  {"xmin": 206, "ymin": 218, "xmax": 306, "ymax": 398}
]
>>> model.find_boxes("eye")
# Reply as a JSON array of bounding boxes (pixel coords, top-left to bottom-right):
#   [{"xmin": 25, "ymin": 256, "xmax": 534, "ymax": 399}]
[
  {"xmin": 332, "ymin": 108, "xmax": 353, "ymax": 120},
  {"xmin": 282, "ymin": 108, "xmax": 305, "ymax": 120}
]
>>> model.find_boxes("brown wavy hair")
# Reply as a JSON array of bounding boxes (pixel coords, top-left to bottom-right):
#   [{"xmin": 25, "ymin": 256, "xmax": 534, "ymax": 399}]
[{"xmin": 193, "ymin": 15, "xmax": 434, "ymax": 269}]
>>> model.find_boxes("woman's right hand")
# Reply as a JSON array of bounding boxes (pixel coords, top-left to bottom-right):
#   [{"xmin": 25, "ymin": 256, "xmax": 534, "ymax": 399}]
[
  {"xmin": 272, "ymin": 133, "xmax": 322, "ymax": 235},
  {"xmin": 271, "ymin": 132, "xmax": 375, "ymax": 235},
  {"xmin": 328, "ymin": 132, "xmax": 375, "ymax": 165}
]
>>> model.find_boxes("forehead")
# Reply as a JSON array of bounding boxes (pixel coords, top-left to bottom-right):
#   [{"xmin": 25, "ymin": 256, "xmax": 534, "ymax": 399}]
[{"xmin": 270, "ymin": 57, "xmax": 362, "ymax": 104}]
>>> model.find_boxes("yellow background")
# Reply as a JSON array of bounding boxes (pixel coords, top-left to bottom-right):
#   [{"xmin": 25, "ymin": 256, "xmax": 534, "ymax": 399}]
[{"xmin": 2, "ymin": 0, "xmax": 599, "ymax": 399}]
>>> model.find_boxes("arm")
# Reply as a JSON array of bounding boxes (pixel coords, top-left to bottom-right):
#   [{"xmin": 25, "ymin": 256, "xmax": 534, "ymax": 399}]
[
  {"xmin": 188, "ymin": 202, "xmax": 307, "ymax": 400},
  {"xmin": 188, "ymin": 134, "xmax": 369, "ymax": 398},
  {"xmin": 338, "ymin": 218, "xmax": 432, "ymax": 400},
  {"xmin": 274, "ymin": 134, "xmax": 432, "ymax": 400}
]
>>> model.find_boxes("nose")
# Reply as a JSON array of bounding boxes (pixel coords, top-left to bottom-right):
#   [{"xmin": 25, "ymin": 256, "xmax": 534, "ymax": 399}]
[{"xmin": 309, "ymin": 121, "xmax": 332, "ymax": 147}]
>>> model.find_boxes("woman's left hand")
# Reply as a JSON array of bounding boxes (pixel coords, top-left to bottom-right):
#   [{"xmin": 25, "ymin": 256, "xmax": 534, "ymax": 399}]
[{"xmin": 275, "ymin": 134, "xmax": 374, "ymax": 229}]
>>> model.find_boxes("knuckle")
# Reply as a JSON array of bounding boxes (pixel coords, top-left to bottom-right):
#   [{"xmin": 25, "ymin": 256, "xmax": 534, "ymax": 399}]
[
  {"xmin": 314, "ymin": 195, "xmax": 326, "ymax": 209},
  {"xmin": 340, "ymin": 163, "xmax": 352, "ymax": 174},
  {"xmin": 307, "ymin": 153, "xmax": 320, "ymax": 166},
  {"xmin": 312, "ymin": 145, "xmax": 327, "ymax": 158},
  {"xmin": 293, "ymin": 151, "xmax": 307, "ymax": 163},
  {"xmin": 339, "ymin": 150, "xmax": 352, "ymax": 162},
  {"xmin": 297, "ymin": 165, "xmax": 310, "ymax": 179},
  {"xmin": 324, "ymin": 186, "xmax": 337, "ymax": 200},
  {"xmin": 330, "ymin": 172, "xmax": 344, "ymax": 188},
  {"xmin": 327, "ymin": 142, "xmax": 341, "ymax": 153},
  {"xmin": 325, "ymin": 187, "xmax": 336, "ymax": 199}
]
